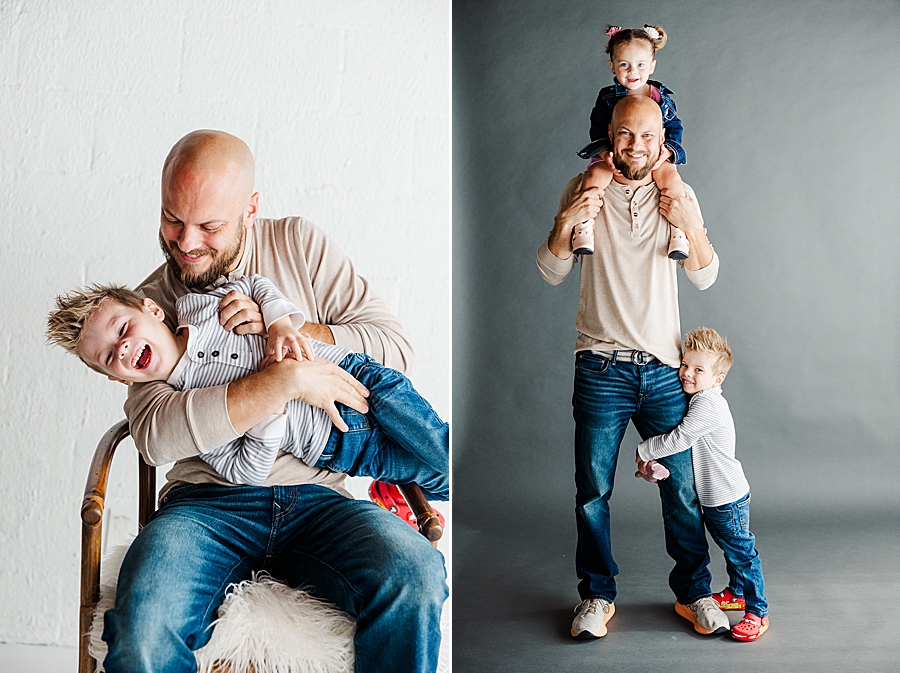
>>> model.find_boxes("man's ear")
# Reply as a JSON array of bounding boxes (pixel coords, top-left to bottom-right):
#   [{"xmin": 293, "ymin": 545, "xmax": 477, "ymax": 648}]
[
  {"xmin": 107, "ymin": 375, "xmax": 133, "ymax": 386},
  {"xmin": 143, "ymin": 297, "xmax": 166, "ymax": 323},
  {"xmin": 243, "ymin": 192, "xmax": 260, "ymax": 229}
]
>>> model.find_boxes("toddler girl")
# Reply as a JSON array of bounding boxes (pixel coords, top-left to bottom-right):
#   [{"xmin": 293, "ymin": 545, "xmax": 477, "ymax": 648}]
[{"xmin": 572, "ymin": 24, "xmax": 689, "ymax": 260}]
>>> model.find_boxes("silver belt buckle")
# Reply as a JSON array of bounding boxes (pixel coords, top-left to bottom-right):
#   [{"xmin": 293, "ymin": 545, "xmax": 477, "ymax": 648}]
[{"xmin": 631, "ymin": 351, "xmax": 650, "ymax": 366}]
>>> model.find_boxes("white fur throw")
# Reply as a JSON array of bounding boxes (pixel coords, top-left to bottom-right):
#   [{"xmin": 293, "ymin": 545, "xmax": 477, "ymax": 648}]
[{"xmin": 89, "ymin": 541, "xmax": 355, "ymax": 673}]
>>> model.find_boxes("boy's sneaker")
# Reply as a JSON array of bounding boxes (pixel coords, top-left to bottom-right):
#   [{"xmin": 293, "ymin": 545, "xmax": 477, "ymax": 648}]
[
  {"xmin": 572, "ymin": 219, "xmax": 595, "ymax": 255},
  {"xmin": 712, "ymin": 587, "xmax": 746, "ymax": 611},
  {"xmin": 731, "ymin": 613, "xmax": 769, "ymax": 642},
  {"xmin": 667, "ymin": 224, "xmax": 690, "ymax": 260},
  {"xmin": 368, "ymin": 481, "xmax": 445, "ymax": 530},
  {"xmin": 571, "ymin": 598, "xmax": 615, "ymax": 639},
  {"xmin": 674, "ymin": 597, "xmax": 729, "ymax": 635}
]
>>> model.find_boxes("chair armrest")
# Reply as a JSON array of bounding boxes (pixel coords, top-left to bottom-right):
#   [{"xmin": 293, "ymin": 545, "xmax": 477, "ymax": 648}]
[{"xmin": 81, "ymin": 419, "xmax": 131, "ymax": 527}]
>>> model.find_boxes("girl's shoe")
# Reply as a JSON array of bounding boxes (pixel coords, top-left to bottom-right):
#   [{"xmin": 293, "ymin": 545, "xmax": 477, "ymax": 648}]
[
  {"xmin": 712, "ymin": 587, "xmax": 746, "ymax": 611},
  {"xmin": 667, "ymin": 224, "xmax": 690, "ymax": 260},
  {"xmin": 572, "ymin": 219, "xmax": 595, "ymax": 255},
  {"xmin": 731, "ymin": 613, "xmax": 769, "ymax": 642}
]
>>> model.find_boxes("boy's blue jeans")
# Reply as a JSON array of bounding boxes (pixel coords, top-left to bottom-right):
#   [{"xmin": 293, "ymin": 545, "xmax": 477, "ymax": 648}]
[
  {"xmin": 703, "ymin": 492, "xmax": 768, "ymax": 617},
  {"xmin": 573, "ymin": 351, "xmax": 712, "ymax": 604},
  {"xmin": 102, "ymin": 483, "xmax": 448, "ymax": 673},
  {"xmin": 317, "ymin": 353, "xmax": 450, "ymax": 501}
]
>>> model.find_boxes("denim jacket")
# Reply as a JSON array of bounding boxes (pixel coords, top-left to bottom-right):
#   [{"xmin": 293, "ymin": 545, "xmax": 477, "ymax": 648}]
[{"xmin": 577, "ymin": 78, "xmax": 685, "ymax": 165}]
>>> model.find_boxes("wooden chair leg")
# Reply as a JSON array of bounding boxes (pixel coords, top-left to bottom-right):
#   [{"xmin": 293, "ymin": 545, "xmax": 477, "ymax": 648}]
[{"xmin": 398, "ymin": 484, "xmax": 443, "ymax": 543}]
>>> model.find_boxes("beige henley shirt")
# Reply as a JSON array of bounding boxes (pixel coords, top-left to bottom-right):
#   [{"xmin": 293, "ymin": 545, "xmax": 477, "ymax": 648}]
[{"xmin": 536, "ymin": 176, "xmax": 719, "ymax": 367}]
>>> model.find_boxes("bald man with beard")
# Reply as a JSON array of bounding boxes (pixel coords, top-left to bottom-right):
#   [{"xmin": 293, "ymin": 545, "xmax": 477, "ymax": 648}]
[
  {"xmin": 536, "ymin": 97, "xmax": 727, "ymax": 639},
  {"xmin": 102, "ymin": 130, "xmax": 447, "ymax": 673}
]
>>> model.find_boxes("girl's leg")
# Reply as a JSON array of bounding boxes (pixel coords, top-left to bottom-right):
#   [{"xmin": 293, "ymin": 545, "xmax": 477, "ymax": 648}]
[{"xmin": 651, "ymin": 162, "xmax": 690, "ymax": 261}]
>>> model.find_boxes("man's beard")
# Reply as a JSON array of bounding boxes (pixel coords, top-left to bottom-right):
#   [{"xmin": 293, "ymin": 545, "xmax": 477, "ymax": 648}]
[
  {"xmin": 612, "ymin": 148, "xmax": 658, "ymax": 181},
  {"xmin": 159, "ymin": 216, "xmax": 245, "ymax": 289}
]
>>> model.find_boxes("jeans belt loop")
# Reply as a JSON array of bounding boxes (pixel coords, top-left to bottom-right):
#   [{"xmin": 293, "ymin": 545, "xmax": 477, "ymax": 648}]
[{"xmin": 611, "ymin": 350, "xmax": 619, "ymax": 365}]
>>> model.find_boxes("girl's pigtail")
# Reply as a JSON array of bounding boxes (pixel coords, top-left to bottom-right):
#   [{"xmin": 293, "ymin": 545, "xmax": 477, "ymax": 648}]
[{"xmin": 644, "ymin": 24, "xmax": 667, "ymax": 50}]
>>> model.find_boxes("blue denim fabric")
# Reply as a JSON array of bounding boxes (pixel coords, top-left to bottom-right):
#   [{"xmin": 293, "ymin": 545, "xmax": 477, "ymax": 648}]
[
  {"xmin": 315, "ymin": 353, "xmax": 449, "ymax": 501},
  {"xmin": 572, "ymin": 351, "xmax": 711, "ymax": 604},
  {"xmin": 102, "ymin": 483, "xmax": 448, "ymax": 673},
  {"xmin": 702, "ymin": 492, "xmax": 768, "ymax": 617},
  {"xmin": 577, "ymin": 78, "xmax": 686, "ymax": 164}
]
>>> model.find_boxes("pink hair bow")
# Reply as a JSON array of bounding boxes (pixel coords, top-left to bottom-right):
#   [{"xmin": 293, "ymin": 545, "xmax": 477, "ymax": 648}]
[{"xmin": 606, "ymin": 26, "xmax": 622, "ymax": 38}]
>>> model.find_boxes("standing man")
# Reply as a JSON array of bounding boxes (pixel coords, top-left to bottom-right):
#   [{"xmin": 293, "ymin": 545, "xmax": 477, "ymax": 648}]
[
  {"xmin": 536, "ymin": 97, "xmax": 727, "ymax": 639},
  {"xmin": 102, "ymin": 130, "xmax": 447, "ymax": 673}
]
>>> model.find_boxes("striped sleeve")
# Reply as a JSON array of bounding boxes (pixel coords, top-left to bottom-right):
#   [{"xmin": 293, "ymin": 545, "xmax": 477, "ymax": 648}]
[{"xmin": 637, "ymin": 393, "xmax": 727, "ymax": 462}]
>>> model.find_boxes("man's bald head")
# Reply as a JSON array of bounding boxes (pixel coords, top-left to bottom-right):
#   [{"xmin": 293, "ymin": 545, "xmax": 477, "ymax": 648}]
[
  {"xmin": 158, "ymin": 130, "xmax": 260, "ymax": 288},
  {"xmin": 162, "ymin": 130, "xmax": 255, "ymax": 208},
  {"xmin": 610, "ymin": 95, "xmax": 663, "ymax": 134}
]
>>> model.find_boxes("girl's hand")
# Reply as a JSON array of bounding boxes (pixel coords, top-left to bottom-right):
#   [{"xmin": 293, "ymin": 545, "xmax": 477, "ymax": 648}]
[
  {"xmin": 652, "ymin": 146, "xmax": 672, "ymax": 172},
  {"xmin": 602, "ymin": 151, "xmax": 622, "ymax": 176},
  {"xmin": 267, "ymin": 318, "xmax": 316, "ymax": 362}
]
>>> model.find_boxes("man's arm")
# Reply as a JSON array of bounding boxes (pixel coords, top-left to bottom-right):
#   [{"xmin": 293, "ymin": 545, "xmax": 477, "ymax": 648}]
[
  {"xmin": 125, "ymin": 357, "xmax": 369, "ymax": 465},
  {"xmin": 659, "ymin": 183, "xmax": 719, "ymax": 288},
  {"xmin": 536, "ymin": 175, "xmax": 603, "ymax": 285}
]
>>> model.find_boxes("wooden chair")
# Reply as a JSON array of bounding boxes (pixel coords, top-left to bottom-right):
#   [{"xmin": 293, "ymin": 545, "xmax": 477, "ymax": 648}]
[{"xmin": 79, "ymin": 419, "xmax": 444, "ymax": 673}]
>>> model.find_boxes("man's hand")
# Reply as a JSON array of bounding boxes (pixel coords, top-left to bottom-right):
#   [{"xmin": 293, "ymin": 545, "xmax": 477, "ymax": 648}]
[
  {"xmin": 283, "ymin": 357, "xmax": 369, "ymax": 432},
  {"xmin": 267, "ymin": 318, "xmax": 315, "ymax": 362},
  {"xmin": 299, "ymin": 321, "xmax": 335, "ymax": 345},
  {"xmin": 659, "ymin": 189, "xmax": 714, "ymax": 270},
  {"xmin": 658, "ymin": 190, "xmax": 702, "ymax": 237},
  {"xmin": 219, "ymin": 290, "xmax": 265, "ymax": 335},
  {"xmin": 548, "ymin": 179, "xmax": 605, "ymax": 259}
]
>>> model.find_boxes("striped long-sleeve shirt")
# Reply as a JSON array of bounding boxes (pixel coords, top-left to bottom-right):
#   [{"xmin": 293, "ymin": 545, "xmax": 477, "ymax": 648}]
[
  {"xmin": 637, "ymin": 387, "xmax": 749, "ymax": 507},
  {"xmin": 167, "ymin": 275, "xmax": 351, "ymax": 485}
]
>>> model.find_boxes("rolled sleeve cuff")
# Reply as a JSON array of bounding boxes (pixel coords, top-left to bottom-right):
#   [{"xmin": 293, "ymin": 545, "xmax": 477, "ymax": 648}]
[
  {"xmin": 665, "ymin": 139, "xmax": 686, "ymax": 165},
  {"xmin": 536, "ymin": 239, "xmax": 577, "ymax": 286},
  {"xmin": 637, "ymin": 440, "xmax": 652, "ymax": 462},
  {"xmin": 684, "ymin": 251, "xmax": 719, "ymax": 290},
  {"xmin": 246, "ymin": 413, "xmax": 288, "ymax": 440}
]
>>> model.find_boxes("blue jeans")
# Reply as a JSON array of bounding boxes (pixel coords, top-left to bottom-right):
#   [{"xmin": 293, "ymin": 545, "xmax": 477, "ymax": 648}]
[
  {"xmin": 573, "ymin": 351, "xmax": 712, "ymax": 604},
  {"xmin": 316, "ymin": 353, "xmax": 449, "ymax": 501},
  {"xmin": 102, "ymin": 483, "xmax": 448, "ymax": 673},
  {"xmin": 703, "ymin": 492, "xmax": 767, "ymax": 617}
]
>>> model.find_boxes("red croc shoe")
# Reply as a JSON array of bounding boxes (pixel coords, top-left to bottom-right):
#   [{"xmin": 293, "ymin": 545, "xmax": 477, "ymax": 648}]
[
  {"xmin": 712, "ymin": 587, "xmax": 746, "ymax": 611},
  {"xmin": 367, "ymin": 481, "xmax": 445, "ymax": 530},
  {"xmin": 731, "ymin": 613, "xmax": 769, "ymax": 642}
]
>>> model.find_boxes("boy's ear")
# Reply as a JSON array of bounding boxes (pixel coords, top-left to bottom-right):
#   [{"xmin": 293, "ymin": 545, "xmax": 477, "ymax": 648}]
[
  {"xmin": 107, "ymin": 375, "xmax": 133, "ymax": 387},
  {"xmin": 715, "ymin": 372, "xmax": 727, "ymax": 386},
  {"xmin": 142, "ymin": 297, "xmax": 166, "ymax": 322}
]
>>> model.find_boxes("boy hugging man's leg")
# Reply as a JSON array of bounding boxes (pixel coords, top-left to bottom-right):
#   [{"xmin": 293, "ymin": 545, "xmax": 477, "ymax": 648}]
[
  {"xmin": 635, "ymin": 327, "xmax": 768, "ymax": 641},
  {"xmin": 46, "ymin": 278, "xmax": 449, "ymax": 507}
]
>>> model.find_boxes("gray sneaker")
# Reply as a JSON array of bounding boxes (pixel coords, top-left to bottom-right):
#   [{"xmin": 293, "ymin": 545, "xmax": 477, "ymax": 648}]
[
  {"xmin": 675, "ymin": 597, "xmax": 729, "ymax": 635},
  {"xmin": 571, "ymin": 598, "xmax": 616, "ymax": 639}
]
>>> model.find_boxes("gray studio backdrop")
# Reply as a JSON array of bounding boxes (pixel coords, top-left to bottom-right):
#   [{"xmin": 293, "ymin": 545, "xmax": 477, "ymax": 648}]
[{"xmin": 453, "ymin": 0, "xmax": 900, "ymax": 528}]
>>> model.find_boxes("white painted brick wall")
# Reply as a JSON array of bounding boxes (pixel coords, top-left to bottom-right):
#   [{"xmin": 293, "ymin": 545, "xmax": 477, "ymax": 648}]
[{"xmin": 0, "ymin": 0, "xmax": 449, "ymax": 646}]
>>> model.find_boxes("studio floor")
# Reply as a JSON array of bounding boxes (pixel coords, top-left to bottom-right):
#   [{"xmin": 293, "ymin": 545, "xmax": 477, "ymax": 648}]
[{"xmin": 452, "ymin": 505, "xmax": 899, "ymax": 673}]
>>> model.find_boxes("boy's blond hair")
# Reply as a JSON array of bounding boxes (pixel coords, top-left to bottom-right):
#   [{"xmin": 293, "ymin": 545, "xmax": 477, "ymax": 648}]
[
  {"xmin": 683, "ymin": 327, "xmax": 733, "ymax": 376},
  {"xmin": 46, "ymin": 284, "xmax": 145, "ymax": 374}
]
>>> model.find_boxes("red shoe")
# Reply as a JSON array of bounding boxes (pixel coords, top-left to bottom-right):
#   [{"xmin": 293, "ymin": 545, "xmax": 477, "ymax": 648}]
[
  {"xmin": 367, "ymin": 481, "xmax": 445, "ymax": 530},
  {"xmin": 712, "ymin": 587, "xmax": 746, "ymax": 611},
  {"xmin": 731, "ymin": 613, "xmax": 769, "ymax": 642}
]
